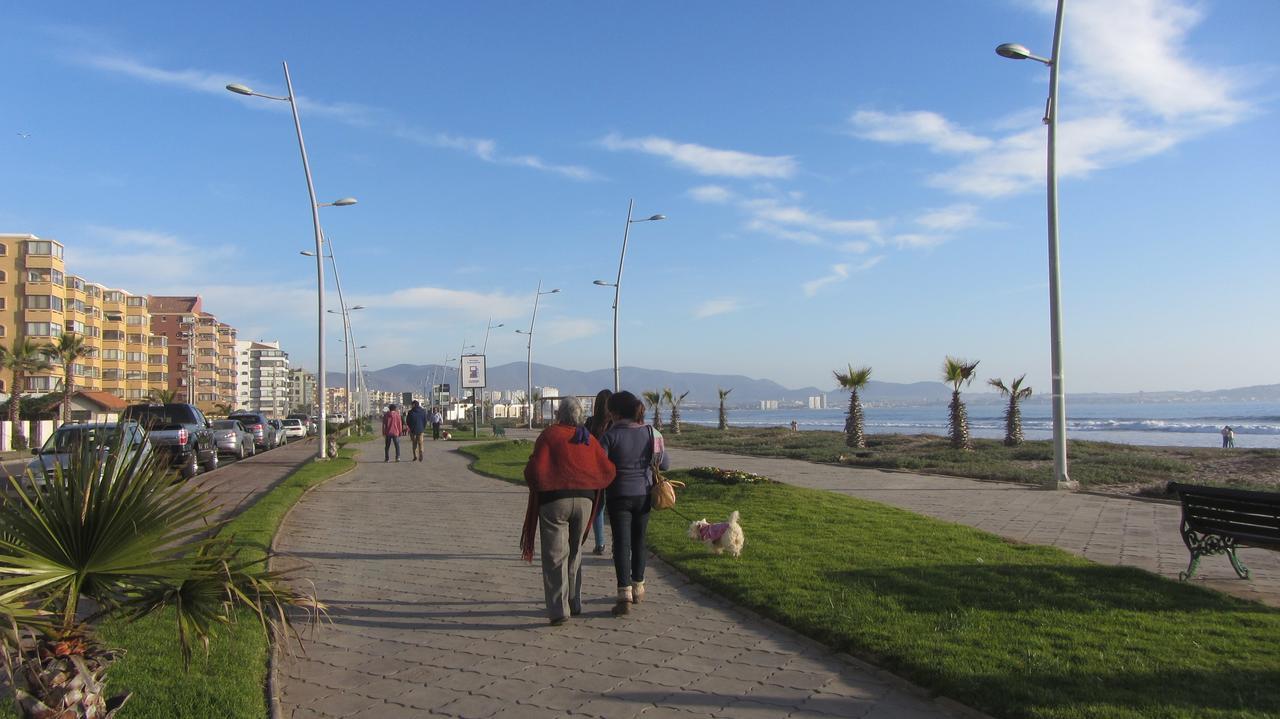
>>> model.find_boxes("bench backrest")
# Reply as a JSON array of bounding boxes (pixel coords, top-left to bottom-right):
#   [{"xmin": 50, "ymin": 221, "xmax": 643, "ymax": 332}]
[{"xmin": 1167, "ymin": 482, "xmax": 1280, "ymax": 549}]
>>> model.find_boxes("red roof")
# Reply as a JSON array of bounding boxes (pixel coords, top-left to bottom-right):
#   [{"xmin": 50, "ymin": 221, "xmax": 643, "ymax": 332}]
[
  {"xmin": 75, "ymin": 391, "xmax": 128, "ymax": 411},
  {"xmin": 147, "ymin": 296, "xmax": 202, "ymax": 314}
]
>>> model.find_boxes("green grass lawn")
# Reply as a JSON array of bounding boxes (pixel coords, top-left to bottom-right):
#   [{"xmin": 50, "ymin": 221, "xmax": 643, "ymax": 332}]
[
  {"xmin": 459, "ymin": 440, "xmax": 1280, "ymax": 719},
  {"xmin": 53, "ymin": 444, "xmax": 362, "ymax": 719}
]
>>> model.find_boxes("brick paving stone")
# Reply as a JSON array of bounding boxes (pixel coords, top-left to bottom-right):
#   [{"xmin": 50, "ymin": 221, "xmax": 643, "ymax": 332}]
[{"xmin": 274, "ymin": 438, "xmax": 968, "ymax": 718}]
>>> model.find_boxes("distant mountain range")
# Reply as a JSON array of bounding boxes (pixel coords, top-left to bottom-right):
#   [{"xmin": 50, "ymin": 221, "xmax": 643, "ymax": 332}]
[{"xmin": 328, "ymin": 363, "xmax": 1280, "ymax": 407}]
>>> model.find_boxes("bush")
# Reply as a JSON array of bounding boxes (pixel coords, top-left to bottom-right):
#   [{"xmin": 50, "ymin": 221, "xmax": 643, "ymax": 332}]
[{"xmin": 688, "ymin": 466, "xmax": 773, "ymax": 485}]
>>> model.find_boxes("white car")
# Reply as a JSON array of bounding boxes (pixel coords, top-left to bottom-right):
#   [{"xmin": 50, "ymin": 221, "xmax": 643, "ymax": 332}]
[{"xmin": 281, "ymin": 418, "xmax": 308, "ymax": 439}]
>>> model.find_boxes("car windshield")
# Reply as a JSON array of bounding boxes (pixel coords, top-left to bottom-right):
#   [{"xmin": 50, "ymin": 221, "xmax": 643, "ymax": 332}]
[
  {"xmin": 41, "ymin": 426, "xmax": 139, "ymax": 454},
  {"xmin": 122, "ymin": 405, "xmax": 197, "ymax": 429},
  {"xmin": 212, "ymin": 420, "xmax": 243, "ymax": 430},
  {"xmin": 229, "ymin": 415, "xmax": 261, "ymax": 425},
  {"xmin": 283, "ymin": 420, "xmax": 302, "ymax": 427}
]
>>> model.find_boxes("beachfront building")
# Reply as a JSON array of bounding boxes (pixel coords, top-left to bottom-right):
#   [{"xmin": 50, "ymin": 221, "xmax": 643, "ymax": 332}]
[
  {"xmin": 0, "ymin": 233, "xmax": 170, "ymax": 403},
  {"xmin": 235, "ymin": 339, "xmax": 291, "ymax": 417},
  {"xmin": 760, "ymin": 400, "xmax": 780, "ymax": 410},
  {"xmin": 288, "ymin": 368, "xmax": 316, "ymax": 414},
  {"xmin": 147, "ymin": 296, "xmax": 238, "ymax": 413},
  {"xmin": 808, "ymin": 395, "xmax": 827, "ymax": 410}
]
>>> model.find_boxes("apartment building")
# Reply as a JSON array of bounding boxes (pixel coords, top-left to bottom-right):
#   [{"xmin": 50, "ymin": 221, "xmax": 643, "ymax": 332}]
[
  {"xmin": 235, "ymin": 340, "xmax": 290, "ymax": 417},
  {"xmin": 288, "ymin": 367, "xmax": 316, "ymax": 414},
  {"xmin": 0, "ymin": 234, "xmax": 169, "ymax": 402},
  {"xmin": 147, "ymin": 296, "xmax": 237, "ymax": 413}
]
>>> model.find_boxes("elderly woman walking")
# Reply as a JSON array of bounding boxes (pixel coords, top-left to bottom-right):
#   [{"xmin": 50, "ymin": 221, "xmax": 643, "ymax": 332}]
[
  {"xmin": 521, "ymin": 398, "xmax": 616, "ymax": 625},
  {"xmin": 601, "ymin": 391, "xmax": 669, "ymax": 616}
]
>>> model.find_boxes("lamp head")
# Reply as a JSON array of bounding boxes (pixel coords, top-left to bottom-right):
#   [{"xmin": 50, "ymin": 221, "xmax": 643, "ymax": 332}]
[
  {"xmin": 549, "ymin": 288, "xmax": 561, "ymax": 294},
  {"xmin": 331, "ymin": 197, "xmax": 358, "ymax": 206},
  {"xmin": 300, "ymin": 250, "xmax": 316, "ymax": 257},
  {"xmin": 996, "ymin": 43, "xmax": 1033, "ymax": 60},
  {"xmin": 351, "ymin": 305, "xmax": 366, "ymax": 310},
  {"xmin": 647, "ymin": 214, "xmax": 667, "ymax": 221},
  {"xmin": 226, "ymin": 83, "xmax": 255, "ymax": 96},
  {"xmin": 593, "ymin": 280, "xmax": 612, "ymax": 286}
]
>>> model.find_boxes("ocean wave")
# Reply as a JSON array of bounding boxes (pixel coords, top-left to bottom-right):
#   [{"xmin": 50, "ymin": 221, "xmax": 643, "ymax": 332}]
[{"xmin": 687, "ymin": 417, "xmax": 1280, "ymax": 435}]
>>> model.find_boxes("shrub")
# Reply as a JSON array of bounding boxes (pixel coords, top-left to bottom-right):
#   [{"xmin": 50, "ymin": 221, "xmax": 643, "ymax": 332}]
[{"xmin": 688, "ymin": 466, "xmax": 773, "ymax": 485}]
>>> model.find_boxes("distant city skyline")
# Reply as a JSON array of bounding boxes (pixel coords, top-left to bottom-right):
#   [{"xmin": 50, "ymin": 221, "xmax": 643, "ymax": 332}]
[{"xmin": 3, "ymin": 1, "xmax": 1276, "ymax": 394}]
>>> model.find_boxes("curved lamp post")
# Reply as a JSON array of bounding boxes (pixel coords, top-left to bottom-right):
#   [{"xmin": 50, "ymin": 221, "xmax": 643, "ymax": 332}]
[
  {"xmin": 227, "ymin": 66, "xmax": 356, "ymax": 461},
  {"xmin": 996, "ymin": 0, "xmax": 1076, "ymax": 490},
  {"xmin": 517, "ymin": 282, "xmax": 559, "ymax": 429},
  {"xmin": 479, "ymin": 319, "xmax": 503, "ymax": 424},
  {"xmin": 594, "ymin": 199, "xmax": 665, "ymax": 392}
]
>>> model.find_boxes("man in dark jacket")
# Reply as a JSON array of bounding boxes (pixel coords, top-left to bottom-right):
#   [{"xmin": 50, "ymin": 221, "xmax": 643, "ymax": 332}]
[{"xmin": 406, "ymin": 400, "xmax": 429, "ymax": 461}]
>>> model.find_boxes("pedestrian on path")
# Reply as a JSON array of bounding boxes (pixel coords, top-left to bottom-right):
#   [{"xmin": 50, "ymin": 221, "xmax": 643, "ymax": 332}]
[
  {"xmin": 1222, "ymin": 425, "xmax": 1235, "ymax": 448},
  {"xmin": 431, "ymin": 407, "xmax": 444, "ymax": 441},
  {"xmin": 521, "ymin": 397, "xmax": 616, "ymax": 625},
  {"xmin": 601, "ymin": 390, "xmax": 669, "ymax": 616},
  {"xmin": 382, "ymin": 404, "xmax": 403, "ymax": 462},
  {"xmin": 406, "ymin": 400, "xmax": 428, "ymax": 461},
  {"xmin": 585, "ymin": 389, "xmax": 614, "ymax": 555}
]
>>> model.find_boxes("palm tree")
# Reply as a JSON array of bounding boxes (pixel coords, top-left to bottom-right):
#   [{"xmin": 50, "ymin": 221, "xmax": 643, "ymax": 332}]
[
  {"xmin": 833, "ymin": 365, "xmax": 872, "ymax": 448},
  {"xmin": 989, "ymin": 375, "xmax": 1033, "ymax": 447},
  {"xmin": 149, "ymin": 388, "xmax": 179, "ymax": 404},
  {"xmin": 643, "ymin": 390, "xmax": 663, "ymax": 429},
  {"xmin": 212, "ymin": 402, "xmax": 234, "ymax": 417},
  {"xmin": 0, "ymin": 428, "xmax": 317, "ymax": 717},
  {"xmin": 664, "ymin": 388, "xmax": 690, "ymax": 434},
  {"xmin": 942, "ymin": 357, "xmax": 981, "ymax": 450},
  {"xmin": 0, "ymin": 339, "xmax": 54, "ymax": 450},
  {"xmin": 717, "ymin": 388, "xmax": 733, "ymax": 430},
  {"xmin": 41, "ymin": 334, "xmax": 95, "ymax": 425},
  {"xmin": 529, "ymin": 388, "xmax": 544, "ymax": 426}
]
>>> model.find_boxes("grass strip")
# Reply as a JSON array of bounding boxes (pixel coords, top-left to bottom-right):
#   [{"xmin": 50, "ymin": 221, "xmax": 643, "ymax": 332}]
[
  {"xmin": 84, "ymin": 445, "xmax": 360, "ymax": 719},
  {"xmin": 460, "ymin": 440, "xmax": 1280, "ymax": 719},
  {"xmin": 457, "ymin": 439, "xmax": 527, "ymax": 483}
]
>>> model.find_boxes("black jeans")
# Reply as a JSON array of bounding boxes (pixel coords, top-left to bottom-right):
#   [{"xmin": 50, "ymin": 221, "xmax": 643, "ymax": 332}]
[
  {"xmin": 607, "ymin": 494, "xmax": 651, "ymax": 589},
  {"xmin": 384, "ymin": 435, "xmax": 400, "ymax": 460}
]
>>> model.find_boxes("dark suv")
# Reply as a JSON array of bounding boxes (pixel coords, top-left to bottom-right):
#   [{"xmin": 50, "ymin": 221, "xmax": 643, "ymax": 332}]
[
  {"xmin": 228, "ymin": 411, "xmax": 276, "ymax": 451},
  {"xmin": 120, "ymin": 402, "xmax": 219, "ymax": 479}
]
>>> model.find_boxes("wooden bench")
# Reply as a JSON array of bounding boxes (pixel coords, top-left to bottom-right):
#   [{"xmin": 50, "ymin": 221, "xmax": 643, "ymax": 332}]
[{"xmin": 1166, "ymin": 482, "xmax": 1280, "ymax": 581}]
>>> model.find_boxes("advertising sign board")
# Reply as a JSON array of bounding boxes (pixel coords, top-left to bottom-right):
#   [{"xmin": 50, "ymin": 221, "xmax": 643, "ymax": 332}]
[{"xmin": 461, "ymin": 355, "xmax": 486, "ymax": 389}]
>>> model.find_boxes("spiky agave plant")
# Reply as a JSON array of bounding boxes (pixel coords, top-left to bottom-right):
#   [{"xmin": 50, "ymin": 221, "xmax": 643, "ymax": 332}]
[
  {"xmin": 833, "ymin": 365, "xmax": 872, "ymax": 448},
  {"xmin": 989, "ymin": 375, "xmax": 1033, "ymax": 447},
  {"xmin": 717, "ymin": 388, "xmax": 732, "ymax": 430},
  {"xmin": 664, "ymin": 388, "xmax": 689, "ymax": 434},
  {"xmin": 643, "ymin": 391, "xmax": 663, "ymax": 429},
  {"xmin": 0, "ymin": 427, "xmax": 319, "ymax": 718},
  {"xmin": 942, "ymin": 357, "xmax": 981, "ymax": 450}
]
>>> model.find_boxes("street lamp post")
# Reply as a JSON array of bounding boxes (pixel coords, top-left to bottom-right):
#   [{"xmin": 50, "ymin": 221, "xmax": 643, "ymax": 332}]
[
  {"xmin": 594, "ymin": 199, "xmax": 665, "ymax": 392},
  {"xmin": 480, "ymin": 319, "xmax": 503, "ymax": 425},
  {"xmin": 226, "ymin": 64, "xmax": 357, "ymax": 461},
  {"xmin": 996, "ymin": 0, "xmax": 1076, "ymax": 490},
  {"xmin": 516, "ymin": 281, "xmax": 560, "ymax": 429}
]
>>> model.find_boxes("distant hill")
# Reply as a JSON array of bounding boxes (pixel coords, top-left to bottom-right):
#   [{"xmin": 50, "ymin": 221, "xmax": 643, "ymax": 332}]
[{"xmin": 328, "ymin": 364, "xmax": 1280, "ymax": 408}]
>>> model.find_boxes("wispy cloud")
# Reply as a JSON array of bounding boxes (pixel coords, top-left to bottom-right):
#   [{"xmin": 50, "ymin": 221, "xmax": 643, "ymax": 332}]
[
  {"xmin": 360, "ymin": 286, "xmax": 528, "ymax": 318},
  {"xmin": 693, "ymin": 298, "xmax": 743, "ymax": 319},
  {"xmin": 600, "ymin": 133, "xmax": 797, "ymax": 178},
  {"xmin": 73, "ymin": 52, "xmax": 599, "ymax": 181},
  {"xmin": 67, "ymin": 225, "xmax": 238, "ymax": 285},
  {"xmin": 687, "ymin": 185, "xmax": 735, "ymax": 203},
  {"xmin": 915, "ymin": 204, "xmax": 980, "ymax": 232},
  {"xmin": 539, "ymin": 317, "xmax": 606, "ymax": 345},
  {"xmin": 802, "ymin": 264, "xmax": 849, "ymax": 297},
  {"xmin": 891, "ymin": 234, "xmax": 947, "ymax": 250},
  {"xmin": 849, "ymin": 110, "xmax": 993, "ymax": 153}
]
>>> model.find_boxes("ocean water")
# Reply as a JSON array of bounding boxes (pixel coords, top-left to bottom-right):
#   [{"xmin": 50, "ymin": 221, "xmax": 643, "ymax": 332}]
[{"xmin": 678, "ymin": 401, "xmax": 1280, "ymax": 449}]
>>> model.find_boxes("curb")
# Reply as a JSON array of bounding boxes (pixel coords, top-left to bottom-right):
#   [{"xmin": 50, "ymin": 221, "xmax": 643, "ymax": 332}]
[{"xmin": 265, "ymin": 443, "xmax": 365, "ymax": 719}]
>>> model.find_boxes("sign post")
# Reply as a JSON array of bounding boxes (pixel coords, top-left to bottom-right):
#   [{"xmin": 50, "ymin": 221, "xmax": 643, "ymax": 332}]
[{"xmin": 460, "ymin": 355, "xmax": 486, "ymax": 438}]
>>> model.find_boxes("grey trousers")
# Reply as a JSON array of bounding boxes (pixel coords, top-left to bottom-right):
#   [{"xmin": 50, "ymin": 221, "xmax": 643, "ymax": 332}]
[{"xmin": 538, "ymin": 497, "xmax": 591, "ymax": 620}]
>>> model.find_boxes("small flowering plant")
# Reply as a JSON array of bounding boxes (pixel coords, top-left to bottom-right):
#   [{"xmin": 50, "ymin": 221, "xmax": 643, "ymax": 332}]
[{"xmin": 688, "ymin": 466, "xmax": 773, "ymax": 485}]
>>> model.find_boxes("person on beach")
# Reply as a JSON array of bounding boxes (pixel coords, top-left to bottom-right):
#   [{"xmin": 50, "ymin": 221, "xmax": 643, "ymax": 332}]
[
  {"xmin": 585, "ymin": 389, "xmax": 614, "ymax": 555},
  {"xmin": 431, "ymin": 407, "xmax": 444, "ymax": 441},
  {"xmin": 1222, "ymin": 425, "xmax": 1235, "ymax": 448},
  {"xmin": 406, "ymin": 400, "xmax": 428, "ymax": 461},
  {"xmin": 790, "ymin": 420, "xmax": 798, "ymax": 432},
  {"xmin": 521, "ymin": 398, "xmax": 616, "ymax": 625},
  {"xmin": 601, "ymin": 390, "xmax": 669, "ymax": 616},
  {"xmin": 382, "ymin": 404, "xmax": 403, "ymax": 462}
]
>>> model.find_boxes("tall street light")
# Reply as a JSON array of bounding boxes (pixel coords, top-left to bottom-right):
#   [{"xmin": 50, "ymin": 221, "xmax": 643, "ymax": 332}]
[
  {"xmin": 996, "ymin": 0, "xmax": 1076, "ymax": 491},
  {"xmin": 329, "ymin": 309, "xmax": 366, "ymax": 423},
  {"xmin": 480, "ymin": 319, "xmax": 503, "ymax": 423},
  {"xmin": 516, "ymin": 281, "xmax": 559, "ymax": 429},
  {"xmin": 594, "ymin": 199, "xmax": 665, "ymax": 392},
  {"xmin": 227, "ymin": 65, "xmax": 357, "ymax": 461}
]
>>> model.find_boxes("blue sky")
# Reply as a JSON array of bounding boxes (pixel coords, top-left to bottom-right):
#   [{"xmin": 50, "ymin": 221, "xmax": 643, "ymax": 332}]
[{"xmin": 3, "ymin": 1, "xmax": 1277, "ymax": 393}]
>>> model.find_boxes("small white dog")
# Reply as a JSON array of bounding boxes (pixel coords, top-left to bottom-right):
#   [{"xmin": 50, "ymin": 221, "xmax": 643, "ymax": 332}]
[{"xmin": 688, "ymin": 511, "xmax": 745, "ymax": 557}]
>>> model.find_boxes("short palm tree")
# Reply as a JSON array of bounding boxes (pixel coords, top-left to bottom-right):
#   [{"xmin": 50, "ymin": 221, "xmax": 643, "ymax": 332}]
[
  {"xmin": 989, "ymin": 375, "xmax": 1033, "ymax": 447},
  {"xmin": 942, "ymin": 357, "xmax": 981, "ymax": 450},
  {"xmin": 212, "ymin": 402, "xmax": 234, "ymax": 417},
  {"xmin": 834, "ymin": 365, "xmax": 872, "ymax": 448},
  {"xmin": 663, "ymin": 388, "xmax": 689, "ymax": 434},
  {"xmin": 41, "ymin": 334, "xmax": 95, "ymax": 425},
  {"xmin": 717, "ymin": 388, "xmax": 732, "ymax": 430},
  {"xmin": 529, "ymin": 388, "xmax": 543, "ymax": 426},
  {"xmin": 0, "ymin": 428, "xmax": 317, "ymax": 718},
  {"xmin": 149, "ymin": 388, "xmax": 179, "ymax": 404},
  {"xmin": 643, "ymin": 390, "xmax": 663, "ymax": 429},
  {"xmin": 1, "ymin": 340, "xmax": 55, "ymax": 450}
]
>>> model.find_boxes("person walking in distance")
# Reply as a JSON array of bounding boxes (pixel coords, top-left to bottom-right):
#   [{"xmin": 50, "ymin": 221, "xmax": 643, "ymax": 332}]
[
  {"xmin": 520, "ymin": 398, "xmax": 615, "ymax": 625},
  {"xmin": 601, "ymin": 391, "xmax": 669, "ymax": 616},
  {"xmin": 1222, "ymin": 425, "xmax": 1235, "ymax": 448},
  {"xmin": 431, "ymin": 407, "xmax": 444, "ymax": 441},
  {"xmin": 406, "ymin": 400, "xmax": 429, "ymax": 461},
  {"xmin": 383, "ymin": 404, "xmax": 404, "ymax": 462},
  {"xmin": 585, "ymin": 389, "xmax": 613, "ymax": 555}
]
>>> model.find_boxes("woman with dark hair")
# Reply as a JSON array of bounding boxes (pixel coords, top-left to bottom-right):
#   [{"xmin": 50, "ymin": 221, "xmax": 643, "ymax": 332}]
[
  {"xmin": 585, "ymin": 389, "xmax": 613, "ymax": 554},
  {"xmin": 601, "ymin": 390, "xmax": 668, "ymax": 616}
]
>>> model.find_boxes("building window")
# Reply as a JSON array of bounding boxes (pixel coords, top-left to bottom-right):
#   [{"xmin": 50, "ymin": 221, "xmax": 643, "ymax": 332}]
[
  {"xmin": 102, "ymin": 349, "xmax": 124, "ymax": 361},
  {"xmin": 24, "ymin": 241, "xmax": 63, "ymax": 258},
  {"xmin": 126, "ymin": 296, "xmax": 146, "ymax": 308},
  {"xmin": 25, "ymin": 376, "xmax": 57, "ymax": 391},
  {"xmin": 0, "ymin": 325, "xmax": 5, "ymax": 337},
  {"xmin": 126, "ymin": 352, "xmax": 145, "ymax": 363},
  {"xmin": 126, "ymin": 315, "xmax": 145, "ymax": 326},
  {"xmin": 23, "ymin": 322, "xmax": 61, "ymax": 337},
  {"xmin": 0, "ymin": 270, "xmax": 6, "ymax": 282},
  {"xmin": 24, "ymin": 295, "xmax": 63, "ymax": 311},
  {"xmin": 104, "ymin": 291, "xmax": 124, "ymax": 303},
  {"xmin": 0, "ymin": 243, "xmax": 5, "ymax": 255}
]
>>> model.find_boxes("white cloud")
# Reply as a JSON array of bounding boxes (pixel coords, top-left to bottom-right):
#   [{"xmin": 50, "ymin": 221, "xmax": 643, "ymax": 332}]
[
  {"xmin": 743, "ymin": 199, "xmax": 881, "ymax": 238},
  {"xmin": 892, "ymin": 234, "xmax": 948, "ymax": 250},
  {"xmin": 915, "ymin": 204, "xmax": 980, "ymax": 231},
  {"xmin": 849, "ymin": 110, "xmax": 992, "ymax": 153},
  {"xmin": 744, "ymin": 220, "xmax": 824, "ymax": 246},
  {"xmin": 693, "ymin": 298, "xmax": 743, "ymax": 319},
  {"xmin": 687, "ymin": 185, "xmax": 735, "ymax": 204},
  {"xmin": 66, "ymin": 225, "xmax": 238, "ymax": 284},
  {"xmin": 600, "ymin": 133, "xmax": 797, "ymax": 178},
  {"xmin": 539, "ymin": 317, "xmax": 605, "ymax": 345},
  {"xmin": 839, "ymin": 240, "xmax": 873, "ymax": 254},
  {"xmin": 802, "ymin": 264, "xmax": 849, "ymax": 297},
  {"xmin": 361, "ymin": 286, "xmax": 528, "ymax": 318}
]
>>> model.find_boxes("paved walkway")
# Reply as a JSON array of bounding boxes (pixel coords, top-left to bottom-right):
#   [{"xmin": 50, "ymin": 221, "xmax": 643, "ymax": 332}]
[
  {"xmin": 663, "ymin": 446, "xmax": 1280, "ymax": 607},
  {"xmin": 273, "ymin": 438, "xmax": 970, "ymax": 719}
]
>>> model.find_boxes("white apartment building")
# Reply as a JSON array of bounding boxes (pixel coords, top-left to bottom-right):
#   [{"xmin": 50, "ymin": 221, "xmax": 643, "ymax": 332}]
[
  {"xmin": 760, "ymin": 399, "xmax": 779, "ymax": 410},
  {"xmin": 235, "ymin": 340, "xmax": 290, "ymax": 417},
  {"xmin": 288, "ymin": 367, "xmax": 316, "ymax": 414},
  {"xmin": 808, "ymin": 395, "xmax": 827, "ymax": 410}
]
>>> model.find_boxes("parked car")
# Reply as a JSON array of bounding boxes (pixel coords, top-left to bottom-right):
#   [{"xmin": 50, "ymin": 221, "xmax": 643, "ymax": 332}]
[
  {"xmin": 26, "ymin": 422, "xmax": 151, "ymax": 487},
  {"xmin": 287, "ymin": 413, "xmax": 315, "ymax": 436},
  {"xmin": 281, "ymin": 418, "xmax": 307, "ymax": 440},
  {"xmin": 120, "ymin": 403, "xmax": 219, "ymax": 479},
  {"xmin": 211, "ymin": 419, "xmax": 256, "ymax": 460},
  {"xmin": 228, "ymin": 412, "xmax": 275, "ymax": 451},
  {"xmin": 268, "ymin": 419, "xmax": 288, "ymax": 447}
]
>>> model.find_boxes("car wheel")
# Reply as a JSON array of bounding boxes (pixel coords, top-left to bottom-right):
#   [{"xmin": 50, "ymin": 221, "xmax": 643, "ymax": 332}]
[
  {"xmin": 181, "ymin": 452, "xmax": 200, "ymax": 480},
  {"xmin": 202, "ymin": 447, "xmax": 219, "ymax": 473},
  {"xmin": 237, "ymin": 443, "xmax": 246, "ymax": 461}
]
